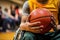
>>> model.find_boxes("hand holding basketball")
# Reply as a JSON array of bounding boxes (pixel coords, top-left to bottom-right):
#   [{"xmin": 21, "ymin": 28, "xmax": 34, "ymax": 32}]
[{"xmin": 28, "ymin": 8, "xmax": 53, "ymax": 34}]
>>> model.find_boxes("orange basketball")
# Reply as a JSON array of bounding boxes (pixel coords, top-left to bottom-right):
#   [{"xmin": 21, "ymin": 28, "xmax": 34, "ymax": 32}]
[{"xmin": 28, "ymin": 8, "xmax": 53, "ymax": 34}]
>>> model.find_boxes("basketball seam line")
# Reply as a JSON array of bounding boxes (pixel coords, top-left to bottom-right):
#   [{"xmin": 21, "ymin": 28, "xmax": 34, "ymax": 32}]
[{"xmin": 30, "ymin": 16, "xmax": 53, "ymax": 21}]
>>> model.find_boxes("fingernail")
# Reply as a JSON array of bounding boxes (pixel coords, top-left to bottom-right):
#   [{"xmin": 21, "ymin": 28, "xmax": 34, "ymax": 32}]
[
  {"xmin": 40, "ymin": 29, "xmax": 43, "ymax": 31},
  {"xmin": 37, "ymin": 22, "xmax": 41, "ymax": 24},
  {"xmin": 40, "ymin": 25, "xmax": 44, "ymax": 28}
]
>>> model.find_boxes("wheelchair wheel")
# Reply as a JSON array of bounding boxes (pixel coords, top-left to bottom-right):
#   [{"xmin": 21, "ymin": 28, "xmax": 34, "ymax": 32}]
[{"xmin": 13, "ymin": 28, "xmax": 21, "ymax": 40}]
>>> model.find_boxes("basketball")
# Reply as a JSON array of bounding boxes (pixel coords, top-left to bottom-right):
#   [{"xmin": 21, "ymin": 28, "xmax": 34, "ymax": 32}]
[{"xmin": 28, "ymin": 8, "xmax": 53, "ymax": 34}]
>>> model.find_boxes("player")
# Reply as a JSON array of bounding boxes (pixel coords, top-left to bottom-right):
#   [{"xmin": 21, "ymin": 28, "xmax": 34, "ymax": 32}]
[{"xmin": 20, "ymin": 0, "xmax": 60, "ymax": 40}]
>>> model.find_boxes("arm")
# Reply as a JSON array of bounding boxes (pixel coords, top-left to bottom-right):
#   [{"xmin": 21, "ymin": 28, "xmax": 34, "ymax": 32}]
[
  {"xmin": 15, "ymin": 9, "xmax": 19, "ymax": 20},
  {"xmin": 20, "ymin": 1, "xmax": 41, "ymax": 33},
  {"xmin": 20, "ymin": 1, "xmax": 31, "ymax": 30},
  {"xmin": 1, "ymin": 11, "xmax": 5, "ymax": 18},
  {"xmin": 21, "ymin": 1, "xmax": 30, "ymax": 23}
]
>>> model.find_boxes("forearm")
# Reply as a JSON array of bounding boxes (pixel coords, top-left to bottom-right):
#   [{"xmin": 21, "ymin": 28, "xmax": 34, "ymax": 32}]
[{"xmin": 21, "ymin": 15, "xmax": 28, "ymax": 23}]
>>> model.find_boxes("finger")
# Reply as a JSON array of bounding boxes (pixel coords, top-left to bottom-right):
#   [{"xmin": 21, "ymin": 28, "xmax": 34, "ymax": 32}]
[
  {"xmin": 30, "ymin": 25, "xmax": 44, "ymax": 29},
  {"xmin": 29, "ymin": 22, "xmax": 41, "ymax": 27},
  {"xmin": 39, "ymin": 25, "xmax": 44, "ymax": 28},
  {"xmin": 33, "ymin": 30, "xmax": 41, "ymax": 33},
  {"xmin": 31, "ymin": 26, "xmax": 40, "ymax": 30},
  {"xmin": 50, "ymin": 17, "xmax": 56, "ymax": 25},
  {"xmin": 50, "ymin": 21, "xmax": 55, "ymax": 27}
]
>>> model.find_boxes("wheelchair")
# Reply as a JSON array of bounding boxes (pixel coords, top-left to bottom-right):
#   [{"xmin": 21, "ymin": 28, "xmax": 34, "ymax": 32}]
[{"xmin": 13, "ymin": 28, "xmax": 23, "ymax": 40}]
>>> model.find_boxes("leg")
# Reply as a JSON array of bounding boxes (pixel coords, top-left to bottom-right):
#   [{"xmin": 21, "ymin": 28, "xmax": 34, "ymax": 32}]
[
  {"xmin": 21, "ymin": 32, "xmax": 36, "ymax": 40},
  {"xmin": 44, "ymin": 30, "xmax": 60, "ymax": 40},
  {"xmin": 10, "ymin": 19, "xmax": 16, "ymax": 30},
  {"xmin": 2, "ymin": 19, "xmax": 8, "ymax": 32},
  {"xmin": 20, "ymin": 31, "xmax": 60, "ymax": 40},
  {"xmin": 51, "ymin": 30, "xmax": 60, "ymax": 40},
  {"xmin": 2, "ymin": 18, "xmax": 12, "ymax": 32}
]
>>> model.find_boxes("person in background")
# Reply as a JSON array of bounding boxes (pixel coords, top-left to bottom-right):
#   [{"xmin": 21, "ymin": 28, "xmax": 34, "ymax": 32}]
[
  {"xmin": 0, "ymin": 6, "xmax": 3, "ymax": 32},
  {"xmin": 0, "ymin": 6, "xmax": 3, "ymax": 26},
  {"xmin": 15, "ymin": 5, "xmax": 21, "ymax": 27},
  {"xmin": 2, "ymin": 8, "xmax": 12, "ymax": 32},
  {"xmin": 10, "ymin": 4, "xmax": 21, "ymax": 30},
  {"xmin": 0, "ymin": 6, "xmax": 2, "ymax": 20}
]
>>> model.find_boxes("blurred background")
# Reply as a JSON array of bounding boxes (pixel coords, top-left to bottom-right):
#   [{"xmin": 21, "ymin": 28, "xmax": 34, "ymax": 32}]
[{"xmin": 0, "ymin": 0, "xmax": 27, "ymax": 40}]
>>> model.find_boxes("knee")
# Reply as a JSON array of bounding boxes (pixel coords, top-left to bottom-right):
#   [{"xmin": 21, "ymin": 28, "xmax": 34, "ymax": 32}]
[
  {"xmin": 25, "ymin": 32, "xmax": 35, "ymax": 37},
  {"xmin": 23, "ymin": 32, "xmax": 35, "ymax": 40}
]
